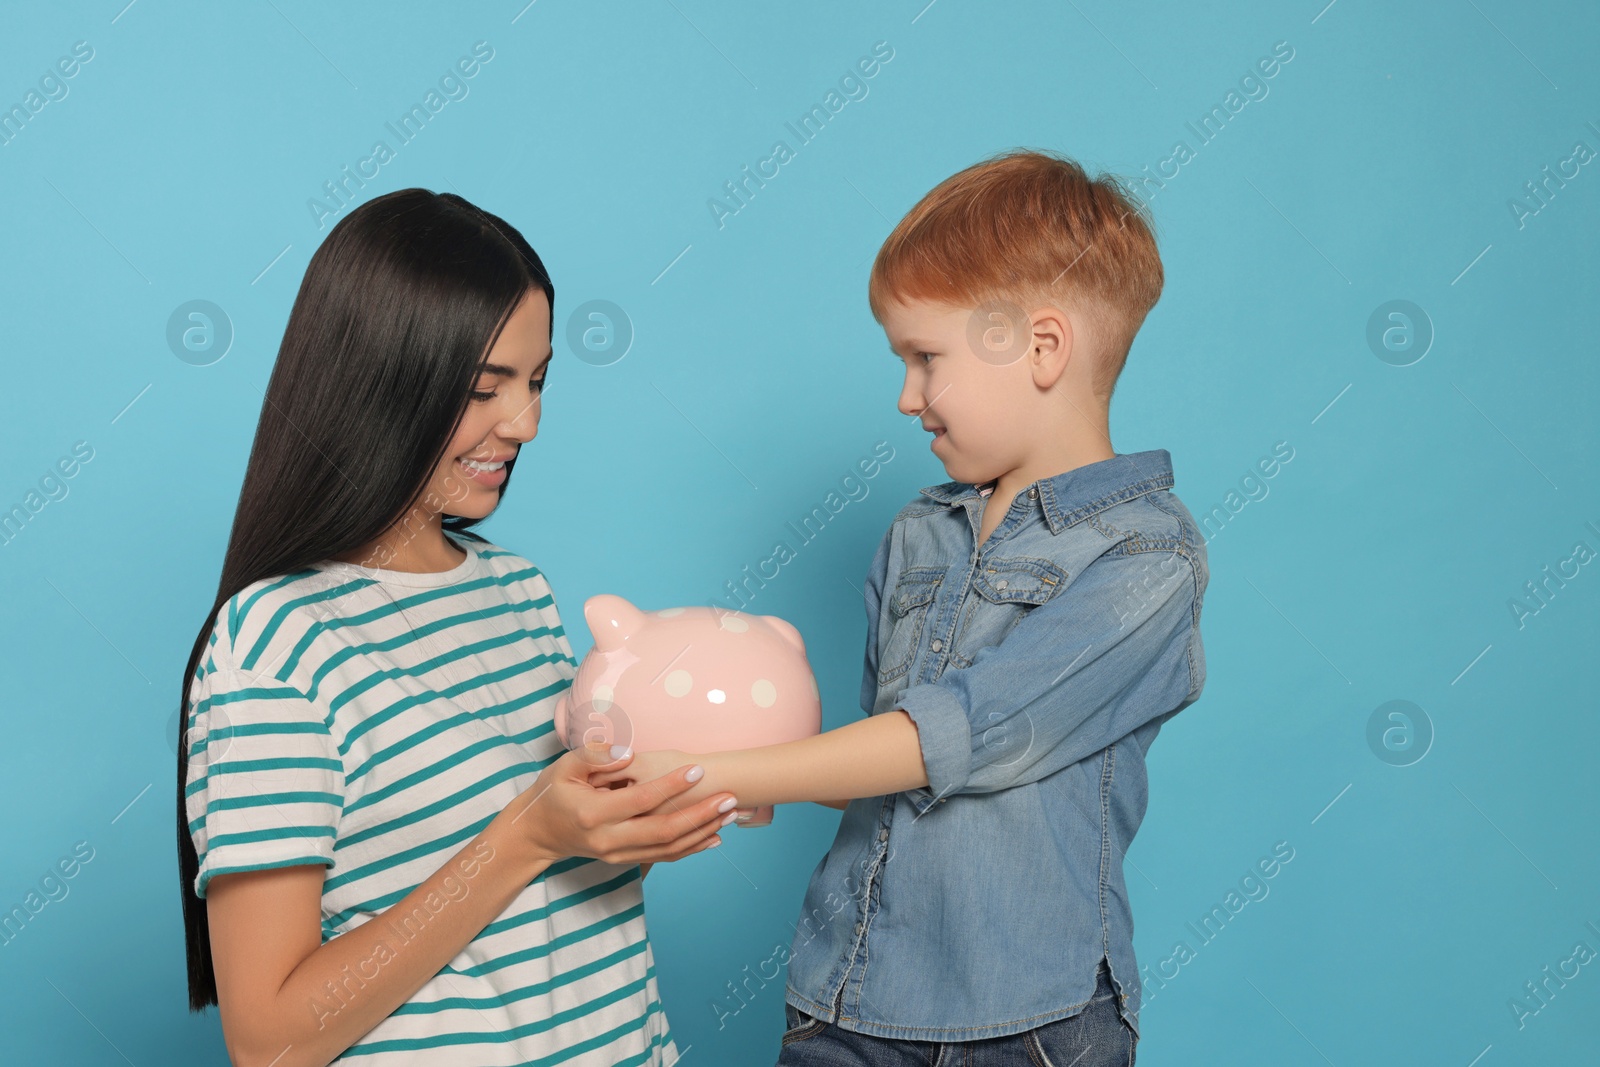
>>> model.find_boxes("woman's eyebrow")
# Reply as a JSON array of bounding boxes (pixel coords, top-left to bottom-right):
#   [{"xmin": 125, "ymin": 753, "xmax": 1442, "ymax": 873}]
[{"xmin": 478, "ymin": 352, "xmax": 553, "ymax": 377}]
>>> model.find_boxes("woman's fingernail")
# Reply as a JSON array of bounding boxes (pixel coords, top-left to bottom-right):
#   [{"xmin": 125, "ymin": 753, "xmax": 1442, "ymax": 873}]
[
  {"xmin": 705, "ymin": 835, "xmax": 723, "ymax": 848},
  {"xmin": 720, "ymin": 811, "xmax": 738, "ymax": 827},
  {"xmin": 717, "ymin": 796, "xmax": 737, "ymax": 813},
  {"xmin": 610, "ymin": 744, "xmax": 631, "ymax": 760},
  {"xmin": 685, "ymin": 765, "xmax": 704, "ymax": 783}
]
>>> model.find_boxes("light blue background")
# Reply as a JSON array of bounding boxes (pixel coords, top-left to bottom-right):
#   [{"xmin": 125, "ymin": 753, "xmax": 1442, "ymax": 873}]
[{"xmin": 1, "ymin": 1, "xmax": 1596, "ymax": 1063}]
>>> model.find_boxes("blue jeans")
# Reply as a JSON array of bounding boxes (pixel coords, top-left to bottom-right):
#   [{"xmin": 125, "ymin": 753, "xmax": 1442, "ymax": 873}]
[{"xmin": 776, "ymin": 961, "xmax": 1138, "ymax": 1066}]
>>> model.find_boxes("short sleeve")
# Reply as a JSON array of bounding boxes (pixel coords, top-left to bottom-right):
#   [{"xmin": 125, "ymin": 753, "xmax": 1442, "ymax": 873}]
[
  {"xmin": 184, "ymin": 667, "xmax": 345, "ymax": 898},
  {"xmin": 534, "ymin": 571, "xmax": 580, "ymax": 670}
]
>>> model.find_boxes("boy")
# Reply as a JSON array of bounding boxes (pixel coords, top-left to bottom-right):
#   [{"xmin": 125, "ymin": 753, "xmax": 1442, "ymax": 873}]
[{"xmin": 597, "ymin": 148, "xmax": 1206, "ymax": 1065}]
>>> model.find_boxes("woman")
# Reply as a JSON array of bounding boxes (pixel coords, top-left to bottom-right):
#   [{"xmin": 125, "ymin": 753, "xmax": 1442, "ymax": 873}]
[{"xmin": 176, "ymin": 189, "xmax": 737, "ymax": 1066}]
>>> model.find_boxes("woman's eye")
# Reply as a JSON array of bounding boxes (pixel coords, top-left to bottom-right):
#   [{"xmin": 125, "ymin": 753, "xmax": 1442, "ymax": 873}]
[
  {"xmin": 472, "ymin": 375, "xmax": 546, "ymax": 403},
  {"xmin": 917, "ymin": 351, "xmax": 934, "ymax": 364}
]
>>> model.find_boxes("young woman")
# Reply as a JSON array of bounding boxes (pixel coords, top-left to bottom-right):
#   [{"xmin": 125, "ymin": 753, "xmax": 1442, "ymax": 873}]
[{"xmin": 176, "ymin": 189, "xmax": 737, "ymax": 1066}]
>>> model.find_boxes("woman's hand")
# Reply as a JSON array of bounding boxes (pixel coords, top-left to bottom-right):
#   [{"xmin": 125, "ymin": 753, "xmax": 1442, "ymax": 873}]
[
  {"xmin": 588, "ymin": 748, "xmax": 696, "ymax": 792},
  {"xmin": 495, "ymin": 741, "xmax": 736, "ymax": 867}
]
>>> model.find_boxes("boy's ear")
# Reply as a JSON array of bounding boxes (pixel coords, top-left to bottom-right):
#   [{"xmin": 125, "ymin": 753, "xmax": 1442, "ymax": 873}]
[{"xmin": 1028, "ymin": 305, "xmax": 1075, "ymax": 390}]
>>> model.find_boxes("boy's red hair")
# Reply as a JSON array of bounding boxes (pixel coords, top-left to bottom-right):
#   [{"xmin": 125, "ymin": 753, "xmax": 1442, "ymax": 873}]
[{"xmin": 868, "ymin": 148, "xmax": 1162, "ymax": 401}]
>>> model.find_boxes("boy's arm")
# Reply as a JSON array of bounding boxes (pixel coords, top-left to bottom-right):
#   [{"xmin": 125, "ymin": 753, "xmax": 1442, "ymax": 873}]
[
  {"xmin": 623, "ymin": 548, "xmax": 1202, "ymax": 813},
  {"xmin": 692, "ymin": 710, "xmax": 928, "ymax": 808},
  {"xmin": 888, "ymin": 548, "xmax": 1203, "ymax": 804},
  {"xmin": 593, "ymin": 713, "xmax": 926, "ymax": 812}
]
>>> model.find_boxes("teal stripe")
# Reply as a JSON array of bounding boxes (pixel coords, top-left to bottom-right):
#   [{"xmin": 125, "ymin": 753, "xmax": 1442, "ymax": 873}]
[
  {"xmin": 242, "ymin": 563, "xmax": 545, "ymax": 674},
  {"xmin": 208, "ymin": 720, "xmax": 326, "ymax": 741},
  {"xmin": 344, "ymin": 670, "xmax": 565, "ymax": 775},
  {"xmin": 345, "ymin": 972, "xmax": 655, "ymax": 1057},
  {"xmin": 475, "ymin": 866, "xmax": 639, "ymax": 943},
  {"xmin": 240, "ymin": 575, "xmax": 375, "ymax": 672},
  {"xmin": 343, "ymin": 723, "xmax": 555, "ymax": 810},
  {"xmin": 464, "ymin": 876, "xmax": 642, "ymax": 968},
  {"xmin": 323, "ymin": 857, "xmax": 595, "ymax": 927},
  {"xmin": 186, "ymin": 680, "xmax": 329, "ymax": 756},
  {"xmin": 389, "ymin": 938, "xmax": 648, "ymax": 1016},
  {"xmin": 182, "ymin": 681, "xmax": 331, "ymax": 764},
  {"xmin": 322, "ymin": 812, "xmax": 498, "ymax": 892},
  {"xmin": 207, "ymin": 825, "xmax": 335, "ymax": 849},
  {"xmin": 329, "ymin": 639, "xmax": 561, "ymax": 753},
  {"xmin": 185, "ymin": 756, "xmax": 342, "ymax": 796},
  {"xmin": 613, "ymin": 1029, "xmax": 673, "ymax": 1067},
  {"xmin": 188, "ymin": 790, "xmax": 343, "ymax": 835},
  {"xmin": 287, "ymin": 590, "xmax": 554, "ymax": 688},
  {"xmin": 231, "ymin": 571, "xmax": 316, "ymax": 648},
  {"xmin": 338, "ymin": 759, "xmax": 546, "ymax": 850}
]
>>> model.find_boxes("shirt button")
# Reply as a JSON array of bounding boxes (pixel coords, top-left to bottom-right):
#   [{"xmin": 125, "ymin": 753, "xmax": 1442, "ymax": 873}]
[
  {"xmin": 878, "ymin": 828, "xmax": 889, "ymax": 842},
  {"xmin": 854, "ymin": 922, "xmax": 863, "ymax": 935},
  {"xmin": 1027, "ymin": 488, "xmax": 1038, "ymax": 499},
  {"xmin": 996, "ymin": 579, "xmax": 1008, "ymax": 590},
  {"xmin": 930, "ymin": 638, "xmax": 943, "ymax": 652}
]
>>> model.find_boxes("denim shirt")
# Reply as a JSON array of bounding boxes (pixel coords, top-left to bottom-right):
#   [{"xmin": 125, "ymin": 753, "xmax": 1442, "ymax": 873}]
[{"xmin": 783, "ymin": 449, "xmax": 1208, "ymax": 1042}]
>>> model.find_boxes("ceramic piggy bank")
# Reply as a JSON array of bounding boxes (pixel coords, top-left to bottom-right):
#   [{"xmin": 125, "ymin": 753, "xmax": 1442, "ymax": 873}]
[{"xmin": 552, "ymin": 594, "xmax": 823, "ymax": 827}]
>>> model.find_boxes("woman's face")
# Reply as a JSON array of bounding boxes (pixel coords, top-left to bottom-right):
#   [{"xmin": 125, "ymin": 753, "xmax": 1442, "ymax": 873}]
[{"xmin": 432, "ymin": 288, "xmax": 551, "ymax": 521}]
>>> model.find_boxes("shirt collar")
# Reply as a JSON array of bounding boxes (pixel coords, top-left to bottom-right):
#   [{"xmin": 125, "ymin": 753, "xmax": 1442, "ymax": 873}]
[{"xmin": 917, "ymin": 449, "xmax": 1175, "ymax": 534}]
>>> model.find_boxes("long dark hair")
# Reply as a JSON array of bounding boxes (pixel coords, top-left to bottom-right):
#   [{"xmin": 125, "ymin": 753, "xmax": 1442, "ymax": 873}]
[{"xmin": 178, "ymin": 189, "xmax": 554, "ymax": 1010}]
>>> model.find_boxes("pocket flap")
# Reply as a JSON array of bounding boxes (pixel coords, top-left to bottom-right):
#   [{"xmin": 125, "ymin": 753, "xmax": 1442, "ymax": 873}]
[
  {"xmin": 889, "ymin": 567, "xmax": 942, "ymax": 616},
  {"xmin": 971, "ymin": 557, "xmax": 1068, "ymax": 604}
]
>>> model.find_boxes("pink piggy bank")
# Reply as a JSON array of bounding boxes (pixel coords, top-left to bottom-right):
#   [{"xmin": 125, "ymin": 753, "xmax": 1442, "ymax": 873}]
[{"xmin": 553, "ymin": 594, "xmax": 823, "ymax": 827}]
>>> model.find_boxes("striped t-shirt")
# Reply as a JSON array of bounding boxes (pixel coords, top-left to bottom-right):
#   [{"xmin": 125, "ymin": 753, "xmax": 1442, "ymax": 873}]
[{"xmin": 183, "ymin": 531, "xmax": 680, "ymax": 1066}]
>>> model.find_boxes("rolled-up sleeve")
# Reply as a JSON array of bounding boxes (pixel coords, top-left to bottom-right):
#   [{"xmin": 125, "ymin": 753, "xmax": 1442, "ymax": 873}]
[
  {"xmin": 858, "ymin": 527, "xmax": 893, "ymax": 716},
  {"xmin": 896, "ymin": 548, "xmax": 1201, "ymax": 802}
]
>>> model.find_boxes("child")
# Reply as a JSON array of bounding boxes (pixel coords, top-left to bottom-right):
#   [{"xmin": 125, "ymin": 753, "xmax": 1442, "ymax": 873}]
[
  {"xmin": 177, "ymin": 188, "xmax": 736, "ymax": 1066},
  {"xmin": 594, "ymin": 149, "xmax": 1206, "ymax": 1065}
]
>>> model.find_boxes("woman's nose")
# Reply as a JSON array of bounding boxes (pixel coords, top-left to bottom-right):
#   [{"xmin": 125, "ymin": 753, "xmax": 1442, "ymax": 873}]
[{"xmin": 502, "ymin": 395, "xmax": 540, "ymax": 441}]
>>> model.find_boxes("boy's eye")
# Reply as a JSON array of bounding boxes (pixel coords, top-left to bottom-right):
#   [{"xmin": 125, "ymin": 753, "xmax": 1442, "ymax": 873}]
[{"xmin": 916, "ymin": 351, "xmax": 934, "ymax": 364}]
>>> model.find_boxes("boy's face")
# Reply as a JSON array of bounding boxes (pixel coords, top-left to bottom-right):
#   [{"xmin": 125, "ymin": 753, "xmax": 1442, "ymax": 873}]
[{"xmin": 881, "ymin": 296, "xmax": 1039, "ymax": 486}]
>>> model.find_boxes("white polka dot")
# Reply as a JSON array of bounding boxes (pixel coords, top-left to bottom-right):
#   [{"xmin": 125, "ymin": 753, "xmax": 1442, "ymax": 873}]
[
  {"xmin": 718, "ymin": 614, "xmax": 749, "ymax": 633},
  {"xmin": 657, "ymin": 607, "xmax": 685, "ymax": 617},
  {"xmin": 707, "ymin": 689, "xmax": 726, "ymax": 704},
  {"xmin": 751, "ymin": 680, "xmax": 777, "ymax": 708},
  {"xmin": 664, "ymin": 670, "xmax": 692, "ymax": 697},
  {"xmin": 592, "ymin": 684, "xmax": 613, "ymax": 712}
]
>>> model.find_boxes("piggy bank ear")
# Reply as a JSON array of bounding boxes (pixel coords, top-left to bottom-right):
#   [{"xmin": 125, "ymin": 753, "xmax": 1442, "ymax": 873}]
[
  {"xmin": 763, "ymin": 615, "xmax": 807, "ymax": 654},
  {"xmin": 585, "ymin": 594, "xmax": 647, "ymax": 652}
]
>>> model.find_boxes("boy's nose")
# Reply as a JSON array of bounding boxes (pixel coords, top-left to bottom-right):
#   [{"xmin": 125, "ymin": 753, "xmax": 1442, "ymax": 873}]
[{"xmin": 896, "ymin": 380, "xmax": 924, "ymax": 419}]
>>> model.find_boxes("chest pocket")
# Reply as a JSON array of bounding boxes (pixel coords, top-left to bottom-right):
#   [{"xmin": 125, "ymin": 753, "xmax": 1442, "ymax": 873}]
[
  {"xmin": 876, "ymin": 566, "xmax": 943, "ymax": 686},
  {"xmin": 949, "ymin": 556, "xmax": 1069, "ymax": 669}
]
